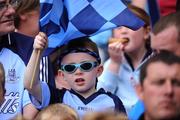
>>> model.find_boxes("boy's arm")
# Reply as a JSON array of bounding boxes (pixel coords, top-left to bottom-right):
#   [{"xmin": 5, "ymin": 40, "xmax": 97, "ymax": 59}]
[
  {"xmin": 24, "ymin": 32, "xmax": 48, "ymax": 102},
  {"xmin": 23, "ymin": 89, "xmax": 38, "ymax": 120}
]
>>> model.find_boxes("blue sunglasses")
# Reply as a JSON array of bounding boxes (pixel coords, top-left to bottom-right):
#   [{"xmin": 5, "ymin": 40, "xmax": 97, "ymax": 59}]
[{"xmin": 60, "ymin": 61, "xmax": 99, "ymax": 73}]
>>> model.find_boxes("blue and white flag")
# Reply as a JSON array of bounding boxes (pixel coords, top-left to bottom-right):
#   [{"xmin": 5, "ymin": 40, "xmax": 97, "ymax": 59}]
[
  {"xmin": 147, "ymin": 0, "xmax": 160, "ymax": 27},
  {"xmin": 40, "ymin": 0, "xmax": 145, "ymax": 48}
]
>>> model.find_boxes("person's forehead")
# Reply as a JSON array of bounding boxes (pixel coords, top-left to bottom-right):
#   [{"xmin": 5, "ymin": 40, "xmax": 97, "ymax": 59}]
[
  {"xmin": 151, "ymin": 25, "xmax": 179, "ymax": 50},
  {"xmin": 61, "ymin": 52, "xmax": 96, "ymax": 63},
  {"xmin": 147, "ymin": 62, "xmax": 180, "ymax": 75},
  {"xmin": 155, "ymin": 26, "xmax": 178, "ymax": 39}
]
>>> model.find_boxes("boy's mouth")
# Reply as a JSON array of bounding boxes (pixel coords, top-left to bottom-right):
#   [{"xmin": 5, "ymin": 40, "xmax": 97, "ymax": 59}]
[{"xmin": 75, "ymin": 78, "xmax": 85, "ymax": 85}]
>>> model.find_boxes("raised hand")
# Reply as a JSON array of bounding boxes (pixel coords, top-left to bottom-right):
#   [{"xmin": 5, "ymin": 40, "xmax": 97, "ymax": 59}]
[
  {"xmin": 33, "ymin": 32, "xmax": 48, "ymax": 51},
  {"xmin": 108, "ymin": 38, "xmax": 125, "ymax": 64}
]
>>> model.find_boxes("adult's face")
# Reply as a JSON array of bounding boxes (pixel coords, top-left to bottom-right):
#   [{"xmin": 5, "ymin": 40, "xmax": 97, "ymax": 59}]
[
  {"xmin": 139, "ymin": 62, "xmax": 180, "ymax": 120},
  {"xmin": 151, "ymin": 25, "xmax": 180, "ymax": 56},
  {"xmin": 0, "ymin": 0, "xmax": 15, "ymax": 36}
]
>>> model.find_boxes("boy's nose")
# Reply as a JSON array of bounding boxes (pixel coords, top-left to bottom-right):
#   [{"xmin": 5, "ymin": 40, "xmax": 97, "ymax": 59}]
[{"xmin": 74, "ymin": 67, "xmax": 83, "ymax": 74}]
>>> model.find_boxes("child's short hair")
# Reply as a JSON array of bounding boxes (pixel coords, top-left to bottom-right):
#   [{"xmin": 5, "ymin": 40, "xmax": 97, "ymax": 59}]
[
  {"xmin": 0, "ymin": 62, "xmax": 5, "ymax": 93},
  {"xmin": 35, "ymin": 103, "xmax": 79, "ymax": 120},
  {"xmin": 58, "ymin": 37, "xmax": 101, "ymax": 64}
]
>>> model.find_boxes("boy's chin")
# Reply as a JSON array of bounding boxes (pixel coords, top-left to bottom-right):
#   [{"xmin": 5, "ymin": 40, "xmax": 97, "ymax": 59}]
[{"xmin": 75, "ymin": 87, "xmax": 95, "ymax": 96}]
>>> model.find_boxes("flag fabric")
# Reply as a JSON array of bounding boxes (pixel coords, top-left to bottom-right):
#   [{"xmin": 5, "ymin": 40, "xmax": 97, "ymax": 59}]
[
  {"xmin": 147, "ymin": 0, "xmax": 160, "ymax": 27},
  {"xmin": 40, "ymin": 0, "xmax": 145, "ymax": 48}
]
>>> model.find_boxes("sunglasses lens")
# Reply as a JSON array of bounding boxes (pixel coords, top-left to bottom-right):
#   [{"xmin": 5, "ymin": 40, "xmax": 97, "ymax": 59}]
[
  {"xmin": 80, "ymin": 62, "xmax": 93, "ymax": 71},
  {"xmin": 64, "ymin": 64, "xmax": 76, "ymax": 73},
  {"xmin": 61, "ymin": 61, "xmax": 98, "ymax": 73}
]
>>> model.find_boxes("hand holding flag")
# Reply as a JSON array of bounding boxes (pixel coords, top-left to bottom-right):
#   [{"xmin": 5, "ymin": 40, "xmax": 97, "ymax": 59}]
[{"xmin": 30, "ymin": 32, "xmax": 48, "ymax": 89}]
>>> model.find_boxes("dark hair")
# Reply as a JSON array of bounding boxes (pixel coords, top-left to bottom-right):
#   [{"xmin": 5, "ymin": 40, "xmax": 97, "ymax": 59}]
[
  {"xmin": 58, "ymin": 37, "xmax": 101, "ymax": 64},
  {"xmin": 153, "ymin": 12, "xmax": 180, "ymax": 42},
  {"xmin": 140, "ymin": 50, "xmax": 180, "ymax": 84}
]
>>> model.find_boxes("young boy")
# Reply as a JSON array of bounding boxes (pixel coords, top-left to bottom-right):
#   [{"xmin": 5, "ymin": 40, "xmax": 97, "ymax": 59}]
[
  {"xmin": 24, "ymin": 34, "xmax": 126, "ymax": 119},
  {"xmin": 0, "ymin": 62, "xmax": 5, "ymax": 106}
]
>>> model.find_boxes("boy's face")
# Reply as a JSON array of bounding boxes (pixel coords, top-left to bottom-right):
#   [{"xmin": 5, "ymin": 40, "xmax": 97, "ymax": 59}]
[{"xmin": 60, "ymin": 52, "xmax": 103, "ymax": 97}]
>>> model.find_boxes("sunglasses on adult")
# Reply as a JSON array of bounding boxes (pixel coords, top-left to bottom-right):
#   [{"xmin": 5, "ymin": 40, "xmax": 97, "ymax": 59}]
[
  {"xmin": 60, "ymin": 61, "xmax": 99, "ymax": 74},
  {"xmin": 0, "ymin": 0, "xmax": 20, "ymax": 11}
]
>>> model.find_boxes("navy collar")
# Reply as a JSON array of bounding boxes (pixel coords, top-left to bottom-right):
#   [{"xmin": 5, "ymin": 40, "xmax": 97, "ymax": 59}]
[
  {"xmin": 0, "ymin": 35, "xmax": 9, "ymax": 51},
  {"xmin": 70, "ymin": 88, "xmax": 105, "ymax": 105}
]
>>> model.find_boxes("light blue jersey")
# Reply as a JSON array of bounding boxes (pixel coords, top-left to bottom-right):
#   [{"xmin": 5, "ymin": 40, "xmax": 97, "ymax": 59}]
[
  {"xmin": 97, "ymin": 59, "xmax": 141, "ymax": 114},
  {"xmin": 0, "ymin": 48, "xmax": 30, "ymax": 120}
]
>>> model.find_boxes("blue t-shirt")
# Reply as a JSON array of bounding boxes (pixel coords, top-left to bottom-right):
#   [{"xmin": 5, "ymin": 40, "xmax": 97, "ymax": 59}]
[{"xmin": 0, "ymin": 48, "xmax": 29, "ymax": 120}]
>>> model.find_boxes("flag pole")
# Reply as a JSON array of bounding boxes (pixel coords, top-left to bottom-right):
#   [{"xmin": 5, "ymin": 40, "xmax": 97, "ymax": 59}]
[{"xmin": 30, "ymin": 49, "xmax": 41, "ymax": 89}]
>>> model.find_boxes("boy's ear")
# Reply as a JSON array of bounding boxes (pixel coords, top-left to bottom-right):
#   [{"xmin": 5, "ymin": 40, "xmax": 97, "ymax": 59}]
[
  {"xmin": 96, "ymin": 65, "xmax": 103, "ymax": 77},
  {"xmin": 56, "ymin": 69, "xmax": 71, "ymax": 90},
  {"xmin": 135, "ymin": 84, "xmax": 144, "ymax": 101},
  {"xmin": 57, "ymin": 69, "xmax": 65, "ymax": 78}
]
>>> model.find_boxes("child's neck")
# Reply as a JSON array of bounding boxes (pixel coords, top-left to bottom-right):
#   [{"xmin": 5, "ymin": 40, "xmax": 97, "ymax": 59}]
[
  {"xmin": 127, "ymin": 47, "xmax": 147, "ymax": 69},
  {"xmin": 76, "ymin": 87, "xmax": 96, "ymax": 98}
]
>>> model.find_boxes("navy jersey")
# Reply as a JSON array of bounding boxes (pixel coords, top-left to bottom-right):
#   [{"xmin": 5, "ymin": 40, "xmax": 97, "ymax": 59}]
[{"xmin": 48, "ymin": 85, "xmax": 126, "ymax": 118}]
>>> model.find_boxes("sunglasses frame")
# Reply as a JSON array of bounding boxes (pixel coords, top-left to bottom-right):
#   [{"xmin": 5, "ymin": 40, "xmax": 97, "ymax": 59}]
[{"xmin": 60, "ymin": 61, "xmax": 99, "ymax": 73}]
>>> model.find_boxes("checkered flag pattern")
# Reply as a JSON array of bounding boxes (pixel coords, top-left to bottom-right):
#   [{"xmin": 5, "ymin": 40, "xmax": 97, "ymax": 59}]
[{"xmin": 40, "ymin": 0, "xmax": 145, "ymax": 48}]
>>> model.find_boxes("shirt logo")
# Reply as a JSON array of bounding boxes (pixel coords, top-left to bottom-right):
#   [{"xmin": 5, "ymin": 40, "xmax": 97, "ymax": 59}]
[
  {"xmin": 6, "ymin": 69, "xmax": 20, "ymax": 83},
  {"xmin": 0, "ymin": 92, "xmax": 20, "ymax": 114},
  {"xmin": 77, "ymin": 106, "xmax": 93, "ymax": 112}
]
